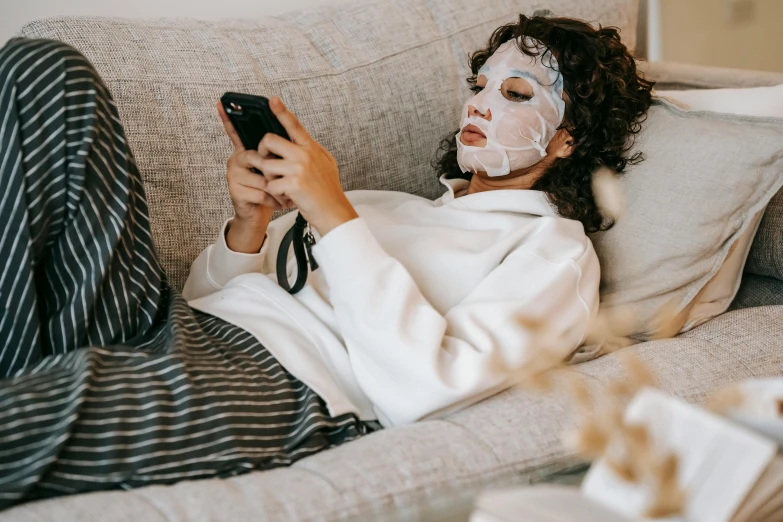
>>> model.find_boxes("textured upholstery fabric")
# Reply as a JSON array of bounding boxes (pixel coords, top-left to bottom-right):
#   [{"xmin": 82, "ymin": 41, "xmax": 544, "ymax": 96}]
[
  {"xmin": 747, "ymin": 188, "xmax": 783, "ymax": 281},
  {"xmin": 17, "ymin": 0, "xmax": 637, "ymax": 291},
  {"xmin": 4, "ymin": 305, "xmax": 782, "ymax": 521},
  {"xmin": 589, "ymin": 100, "xmax": 783, "ymax": 341},
  {"xmin": 577, "ymin": 306, "xmax": 783, "ymax": 405},
  {"xmin": 729, "ymin": 273, "xmax": 783, "ymax": 311}
]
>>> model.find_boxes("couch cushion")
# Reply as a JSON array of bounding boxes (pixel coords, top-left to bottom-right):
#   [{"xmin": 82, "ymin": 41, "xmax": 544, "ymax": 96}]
[
  {"xmin": 17, "ymin": 0, "xmax": 637, "ymax": 291},
  {"xmin": 730, "ymin": 273, "xmax": 783, "ymax": 311},
  {"xmin": 747, "ymin": 187, "xmax": 783, "ymax": 281},
  {"xmin": 589, "ymin": 100, "xmax": 783, "ymax": 342},
  {"xmin": 5, "ymin": 305, "xmax": 782, "ymax": 521},
  {"xmin": 577, "ymin": 306, "xmax": 783, "ymax": 403}
]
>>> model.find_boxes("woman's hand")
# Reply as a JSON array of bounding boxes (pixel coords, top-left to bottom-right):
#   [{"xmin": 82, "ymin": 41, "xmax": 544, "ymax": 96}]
[
  {"xmin": 217, "ymin": 101, "xmax": 292, "ymax": 253},
  {"xmin": 256, "ymin": 97, "xmax": 358, "ymax": 237}
]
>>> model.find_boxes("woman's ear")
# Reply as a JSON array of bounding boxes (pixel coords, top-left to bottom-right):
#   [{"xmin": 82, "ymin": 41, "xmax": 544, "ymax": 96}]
[{"xmin": 549, "ymin": 128, "xmax": 574, "ymax": 159}]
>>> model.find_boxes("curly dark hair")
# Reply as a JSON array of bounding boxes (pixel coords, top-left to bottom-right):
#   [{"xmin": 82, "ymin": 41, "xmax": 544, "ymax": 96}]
[{"xmin": 435, "ymin": 15, "xmax": 654, "ymax": 232}]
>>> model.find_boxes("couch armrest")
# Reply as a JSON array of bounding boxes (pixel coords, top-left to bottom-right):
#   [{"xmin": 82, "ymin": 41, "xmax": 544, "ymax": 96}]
[{"xmin": 638, "ymin": 60, "xmax": 783, "ymax": 90}]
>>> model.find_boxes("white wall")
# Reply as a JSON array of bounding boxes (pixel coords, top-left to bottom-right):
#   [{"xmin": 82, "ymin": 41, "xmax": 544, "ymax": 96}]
[{"xmin": 1, "ymin": 0, "xmax": 347, "ymax": 45}]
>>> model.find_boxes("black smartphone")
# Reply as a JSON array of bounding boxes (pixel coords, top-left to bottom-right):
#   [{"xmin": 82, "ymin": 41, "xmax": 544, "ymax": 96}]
[{"xmin": 220, "ymin": 92, "xmax": 290, "ymax": 151}]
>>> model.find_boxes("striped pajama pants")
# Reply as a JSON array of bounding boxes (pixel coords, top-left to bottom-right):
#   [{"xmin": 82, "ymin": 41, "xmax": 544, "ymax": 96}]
[{"xmin": 0, "ymin": 37, "xmax": 375, "ymax": 509}]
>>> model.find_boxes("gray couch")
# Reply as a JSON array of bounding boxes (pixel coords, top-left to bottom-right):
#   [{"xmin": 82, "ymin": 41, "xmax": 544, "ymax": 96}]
[{"xmin": 5, "ymin": 0, "xmax": 783, "ymax": 520}]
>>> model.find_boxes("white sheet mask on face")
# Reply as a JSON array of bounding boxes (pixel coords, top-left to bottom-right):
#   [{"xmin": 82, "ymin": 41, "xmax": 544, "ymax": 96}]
[{"xmin": 456, "ymin": 38, "xmax": 566, "ymax": 177}]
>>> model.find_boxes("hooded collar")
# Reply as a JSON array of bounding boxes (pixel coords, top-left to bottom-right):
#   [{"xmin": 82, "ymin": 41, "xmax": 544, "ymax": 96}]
[{"xmin": 436, "ymin": 175, "xmax": 557, "ymax": 217}]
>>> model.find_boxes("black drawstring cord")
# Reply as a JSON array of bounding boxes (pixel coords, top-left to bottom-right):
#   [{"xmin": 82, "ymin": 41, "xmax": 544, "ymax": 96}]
[{"xmin": 276, "ymin": 213, "xmax": 318, "ymax": 294}]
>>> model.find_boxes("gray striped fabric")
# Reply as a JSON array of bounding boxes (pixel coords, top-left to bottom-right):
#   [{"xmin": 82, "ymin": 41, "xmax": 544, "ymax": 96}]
[{"xmin": 0, "ymin": 38, "xmax": 374, "ymax": 509}]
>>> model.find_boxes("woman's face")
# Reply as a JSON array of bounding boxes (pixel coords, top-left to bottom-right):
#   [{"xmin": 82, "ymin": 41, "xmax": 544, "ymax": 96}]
[{"xmin": 457, "ymin": 39, "xmax": 566, "ymax": 177}]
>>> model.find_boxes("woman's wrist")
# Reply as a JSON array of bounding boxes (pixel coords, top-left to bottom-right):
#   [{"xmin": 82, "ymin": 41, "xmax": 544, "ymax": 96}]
[
  {"xmin": 226, "ymin": 213, "xmax": 271, "ymax": 253},
  {"xmin": 311, "ymin": 201, "xmax": 359, "ymax": 237}
]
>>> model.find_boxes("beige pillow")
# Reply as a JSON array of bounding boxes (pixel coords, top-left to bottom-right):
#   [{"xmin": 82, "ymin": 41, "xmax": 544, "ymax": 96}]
[
  {"xmin": 653, "ymin": 85, "xmax": 783, "ymax": 331},
  {"xmin": 656, "ymin": 84, "xmax": 783, "ymax": 118},
  {"xmin": 682, "ymin": 210, "xmax": 763, "ymax": 331},
  {"xmin": 588, "ymin": 99, "xmax": 783, "ymax": 345}
]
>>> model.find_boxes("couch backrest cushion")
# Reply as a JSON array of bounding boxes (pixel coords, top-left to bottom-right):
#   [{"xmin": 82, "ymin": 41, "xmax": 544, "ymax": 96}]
[
  {"xmin": 746, "ymin": 188, "xmax": 783, "ymax": 281},
  {"xmin": 17, "ymin": 0, "xmax": 637, "ymax": 290}
]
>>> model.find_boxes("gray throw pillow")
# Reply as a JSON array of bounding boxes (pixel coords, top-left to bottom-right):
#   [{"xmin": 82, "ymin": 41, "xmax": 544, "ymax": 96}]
[
  {"xmin": 589, "ymin": 99, "xmax": 783, "ymax": 342},
  {"xmin": 746, "ymin": 188, "xmax": 783, "ymax": 280}
]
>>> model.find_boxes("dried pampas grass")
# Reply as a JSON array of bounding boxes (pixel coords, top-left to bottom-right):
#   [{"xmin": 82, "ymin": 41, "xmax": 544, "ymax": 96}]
[
  {"xmin": 505, "ymin": 173, "xmax": 691, "ymax": 517},
  {"xmin": 648, "ymin": 299, "xmax": 685, "ymax": 341},
  {"xmin": 507, "ymin": 304, "xmax": 687, "ymax": 518},
  {"xmin": 565, "ymin": 354, "xmax": 686, "ymax": 519},
  {"xmin": 584, "ymin": 305, "xmax": 638, "ymax": 355},
  {"xmin": 592, "ymin": 167, "xmax": 625, "ymax": 222},
  {"xmin": 645, "ymin": 453, "xmax": 686, "ymax": 519},
  {"xmin": 706, "ymin": 384, "xmax": 745, "ymax": 414}
]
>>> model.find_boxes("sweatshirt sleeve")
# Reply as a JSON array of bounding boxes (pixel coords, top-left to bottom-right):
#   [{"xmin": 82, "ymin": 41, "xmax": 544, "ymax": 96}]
[
  {"xmin": 312, "ymin": 216, "xmax": 600, "ymax": 427},
  {"xmin": 182, "ymin": 218, "xmax": 269, "ymax": 301}
]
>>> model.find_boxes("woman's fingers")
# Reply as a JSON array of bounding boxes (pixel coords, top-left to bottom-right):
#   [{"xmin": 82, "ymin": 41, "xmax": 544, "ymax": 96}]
[
  {"xmin": 235, "ymin": 150, "xmax": 265, "ymax": 171},
  {"xmin": 259, "ymin": 132, "xmax": 302, "ymax": 160},
  {"xmin": 256, "ymin": 138, "xmax": 282, "ymax": 161},
  {"xmin": 257, "ymin": 158, "xmax": 303, "ymax": 178},
  {"xmin": 233, "ymin": 168, "xmax": 291, "ymax": 207},
  {"xmin": 239, "ymin": 186, "xmax": 284, "ymax": 209},
  {"xmin": 268, "ymin": 97, "xmax": 312, "ymax": 145},
  {"xmin": 235, "ymin": 176, "xmax": 289, "ymax": 208},
  {"xmin": 233, "ymin": 166, "xmax": 268, "ymax": 190},
  {"xmin": 247, "ymin": 187, "xmax": 290, "ymax": 209},
  {"xmin": 217, "ymin": 101, "xmax": 245, "ymax": 152},
  {"xmin": 265, "ymin": 177, "xmax": 295, "ymax": 200},
  {"xmin": 230, "ymin": 153, "xmax": 292, "ymax": 208},
  {"xmin": 235, "ymin": 149, "xmax": 293, "ymax": 183}
]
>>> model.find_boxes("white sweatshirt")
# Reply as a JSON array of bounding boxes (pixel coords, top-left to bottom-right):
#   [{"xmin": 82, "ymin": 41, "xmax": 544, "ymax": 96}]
[{"xmin": 183, "ymin": 175, "xmax": 600, "ymax": 427}]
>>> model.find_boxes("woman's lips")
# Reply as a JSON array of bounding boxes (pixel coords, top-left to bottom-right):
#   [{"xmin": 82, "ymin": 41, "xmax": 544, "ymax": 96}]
[{"xmin": 460, "ymin": 124, "xmax": 487, "ymax": 145}]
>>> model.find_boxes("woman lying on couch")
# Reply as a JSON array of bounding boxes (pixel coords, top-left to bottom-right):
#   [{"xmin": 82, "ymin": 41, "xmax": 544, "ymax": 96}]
[{"xmin": 0, "ymin": 14, "xmax": 652, "ymax": 506}]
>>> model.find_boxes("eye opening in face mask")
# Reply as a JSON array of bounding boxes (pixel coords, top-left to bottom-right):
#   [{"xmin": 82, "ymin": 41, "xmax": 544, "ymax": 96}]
[
  {"xmin": 468, "ymin": 73, "xmax": 489, "ymax": 94},
  {"xmin": 506, "ymin": 90, "xmax": 532, "ymax": 101},
  {"xmin": 506, "ymin": 91, "xmax": 533, "ymax": 101},
  {"xmin": 501, "ymin": 78, "xmax": 534, "ymax": 102}
]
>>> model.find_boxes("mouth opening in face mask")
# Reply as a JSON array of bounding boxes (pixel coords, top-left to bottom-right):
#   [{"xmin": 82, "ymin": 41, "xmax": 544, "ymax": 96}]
[{"xmin": 460, "ymin": 123, "xmax": 488, "ymax": 145}]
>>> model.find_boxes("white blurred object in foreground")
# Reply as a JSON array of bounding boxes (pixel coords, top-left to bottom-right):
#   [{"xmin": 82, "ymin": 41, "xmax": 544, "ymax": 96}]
[{"xmin": 471, "ymin": 388, "xmax": 783, "ymax": 522}]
